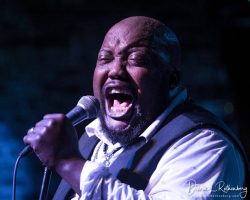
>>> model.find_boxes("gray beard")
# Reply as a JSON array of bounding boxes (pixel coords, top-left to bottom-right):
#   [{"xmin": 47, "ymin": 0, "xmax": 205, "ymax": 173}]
[{"xmin": 99, "ymin": 105, "xmax": 151, "ymax": 145}]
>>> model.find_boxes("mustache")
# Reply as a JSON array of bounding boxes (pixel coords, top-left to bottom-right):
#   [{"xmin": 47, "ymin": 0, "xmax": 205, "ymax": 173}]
[{"xmin": 102, "ymin": 80, "xmax": 136, "ymax": 97}]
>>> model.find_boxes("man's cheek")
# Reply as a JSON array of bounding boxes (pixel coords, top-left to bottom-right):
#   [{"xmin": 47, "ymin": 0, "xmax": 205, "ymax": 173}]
[{"xmin": 93, "ymin": 82, "xmax": 102, "ymax": 98}]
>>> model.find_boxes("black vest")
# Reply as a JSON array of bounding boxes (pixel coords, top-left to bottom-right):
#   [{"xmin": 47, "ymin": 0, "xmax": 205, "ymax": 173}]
[{"xmin": 53, "ymin": 102, "xmax": 249, "ymax": 199}]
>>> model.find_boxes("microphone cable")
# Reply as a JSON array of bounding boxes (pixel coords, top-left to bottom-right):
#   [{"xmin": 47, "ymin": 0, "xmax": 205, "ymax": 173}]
[{"xmin": 12, "ymin": 146, "xmax": 32, "ymax": 200}]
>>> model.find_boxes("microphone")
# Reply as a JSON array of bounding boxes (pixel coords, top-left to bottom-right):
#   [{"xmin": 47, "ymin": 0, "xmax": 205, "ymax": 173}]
[
  {"xmin": 19, "ymin": 95, "xmax": 100, "ymax": 157},
  {"xmin": 66, "ymin": 95, "xmax": 100, "ymax": 126}
]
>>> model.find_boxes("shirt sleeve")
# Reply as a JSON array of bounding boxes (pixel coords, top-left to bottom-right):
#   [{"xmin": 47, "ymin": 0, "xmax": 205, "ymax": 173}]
[{"xmin": 75, "ymin": 129, "xmax": 246, "ymax": 200}]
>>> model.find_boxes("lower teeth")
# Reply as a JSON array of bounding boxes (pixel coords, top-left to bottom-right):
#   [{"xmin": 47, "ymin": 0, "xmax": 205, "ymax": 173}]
[{"xmin": 111, "ymin": 106, "xmax": 127, "ymax": 113}]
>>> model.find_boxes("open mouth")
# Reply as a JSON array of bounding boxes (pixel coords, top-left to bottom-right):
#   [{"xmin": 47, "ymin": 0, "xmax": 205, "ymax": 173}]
[{"xmin": 105, "ymin": 87, "xmax": 135, "ymax": 119}]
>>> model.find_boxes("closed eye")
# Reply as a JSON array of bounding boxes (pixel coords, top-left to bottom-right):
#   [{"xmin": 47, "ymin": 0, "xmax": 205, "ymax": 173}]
[
  {"xmin": 128, "ymin": 53, "xmax": 151, "ymax": 66},
  {"xmin": 126, "ymin": 46, "xmax": 154, "ymax": 66},
  {"xmin": 128, "ymin": 58, "xmax": 148, "ymax": 66},
  {"xmin": 97, "ymin": 50, "xmax": 114, "ymax": 64}
]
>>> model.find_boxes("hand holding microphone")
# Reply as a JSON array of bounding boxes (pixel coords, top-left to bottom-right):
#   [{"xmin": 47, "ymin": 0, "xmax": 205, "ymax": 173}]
[{"xmin": 22, "ymin": 96, "xmax": 99, "ymax": 169}]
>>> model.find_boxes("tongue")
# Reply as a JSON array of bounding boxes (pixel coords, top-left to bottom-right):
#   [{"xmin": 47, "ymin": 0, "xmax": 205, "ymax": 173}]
[
  {"xmin": 110, "ymin": 99, "xmax": 131, "ymax": 115},
  {"xmin": 113, "ymin": 99, "xmax": 129, "ymax": 108}
]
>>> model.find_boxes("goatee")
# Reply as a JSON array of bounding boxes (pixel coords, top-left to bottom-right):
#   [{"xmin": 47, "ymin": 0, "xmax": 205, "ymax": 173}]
[{"xmin": 99, "ymin": 105, "xmax": 151, "ymax": 145}]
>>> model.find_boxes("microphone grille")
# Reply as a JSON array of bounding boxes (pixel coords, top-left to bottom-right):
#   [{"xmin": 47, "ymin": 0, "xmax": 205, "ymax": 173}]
[{"xmin": 77, "ymin": 95, "xmax": 100, "ymax": 118}]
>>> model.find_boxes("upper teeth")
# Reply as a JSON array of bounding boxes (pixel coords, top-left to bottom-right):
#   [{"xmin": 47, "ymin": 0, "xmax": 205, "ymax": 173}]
[{"xmin": 109, "ymin": 89, "xmax": 131, "ymax": 95}]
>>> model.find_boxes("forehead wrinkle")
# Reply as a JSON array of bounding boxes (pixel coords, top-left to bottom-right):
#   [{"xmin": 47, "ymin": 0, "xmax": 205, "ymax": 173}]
[
  {"xmin": 102, "ymin": 24, "xmax": 155, "ymax": 52},
  {"xmin": 102, "ymin": 36, "xmax": 154, "ymax": 56}
]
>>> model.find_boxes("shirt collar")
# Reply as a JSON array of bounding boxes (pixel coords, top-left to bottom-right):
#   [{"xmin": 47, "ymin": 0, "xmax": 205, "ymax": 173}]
[{"xmin": 85, "ymin": 87, "xmax": 187, "ymax": 146}]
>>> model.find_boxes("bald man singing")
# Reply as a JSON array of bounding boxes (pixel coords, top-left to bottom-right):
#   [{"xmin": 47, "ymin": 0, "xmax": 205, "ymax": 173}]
[{"xmin": 24, "ymin": 16, "xmax": 248, "ymax": 199}]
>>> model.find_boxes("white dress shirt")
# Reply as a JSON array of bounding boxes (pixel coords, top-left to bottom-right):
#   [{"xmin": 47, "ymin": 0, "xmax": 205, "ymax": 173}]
[{"xmin": 72, "ymin": 88, "xmax": 246, "ymax": 199}]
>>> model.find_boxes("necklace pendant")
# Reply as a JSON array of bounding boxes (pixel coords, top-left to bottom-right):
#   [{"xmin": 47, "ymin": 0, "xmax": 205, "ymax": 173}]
[
  {"xmin": 105, "ymin": 157, "xmax": 110, "ymax": 167},
  {"xmin": 103, "ymin": 143, "xmax": 122, "ymax": 167}
]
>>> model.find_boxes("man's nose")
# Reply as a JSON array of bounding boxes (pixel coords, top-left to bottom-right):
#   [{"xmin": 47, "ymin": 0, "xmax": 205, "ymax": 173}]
[{"xmin": 108, "ymin": 59, "xmax": 128, "ymax": 80}]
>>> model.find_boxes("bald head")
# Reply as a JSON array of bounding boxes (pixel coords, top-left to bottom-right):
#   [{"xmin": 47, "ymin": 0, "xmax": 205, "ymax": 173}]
[{"xmin": 103, "ymin": 16, "xmax": 181, "ymax": 69}]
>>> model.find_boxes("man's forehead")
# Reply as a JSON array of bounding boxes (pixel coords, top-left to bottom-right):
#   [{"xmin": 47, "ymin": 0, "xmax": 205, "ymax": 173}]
[{"xmin": 101, "ymin": 22, "xmax": 158, "ymax": 51}]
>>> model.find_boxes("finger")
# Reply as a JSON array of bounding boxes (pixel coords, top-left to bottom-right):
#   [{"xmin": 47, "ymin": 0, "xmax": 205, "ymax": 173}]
[
  {"xmin": 23, "ymin": 132, "xmax": 41, "ymax": 145},
  {"xmin": 23, "ymin": 135, "xmax": 42, "ymax": 154},
  {"xmin": 43, "ymin": 113, "xmax": 65, "ymax": 119},
  {"xmin": 27, "ymin": 127, "xmax": 35, "ymax": 134},
  {"xmin": 26, "ymin": 126, "xmax": 47, "ymax": 140},
  {"xmin": 36, "ymin": 118, "xmax": 55, "ymax": 127},
  {"xmin": 27, "ymin": 126, "xmax": 39, "ymax": 135}
]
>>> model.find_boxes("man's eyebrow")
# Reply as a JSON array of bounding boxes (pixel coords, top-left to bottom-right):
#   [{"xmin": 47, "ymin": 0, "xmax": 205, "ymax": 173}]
[
  {"xmin": 126, "ymin": 38, "xmax": 152, "ymax": 49},
  {"xmin": 98, "ymin": 39, "xmax": 155, "ymax": 55},
  {"xmin": 119, "ymin": 41, "xmax": 154, "ymax": 56},
  {"xmin": 98, "ymin": 49, "xmax": 112, "ymax": 54}
]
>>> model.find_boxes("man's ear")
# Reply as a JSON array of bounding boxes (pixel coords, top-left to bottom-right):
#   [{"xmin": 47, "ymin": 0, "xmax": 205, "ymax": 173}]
[
  {"xmin": 165, "ymin": 69, "xmax": 181, "ymax": 100},
  {"xmin": 168, "ymin": 70, "xmax": 180, "ymax": 88}
]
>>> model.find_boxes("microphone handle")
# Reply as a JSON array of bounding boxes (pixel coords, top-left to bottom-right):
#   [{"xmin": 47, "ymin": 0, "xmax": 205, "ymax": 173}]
[{"xmin": 66, "ymin": 106, "xmax": 87, "ymax": 126}]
